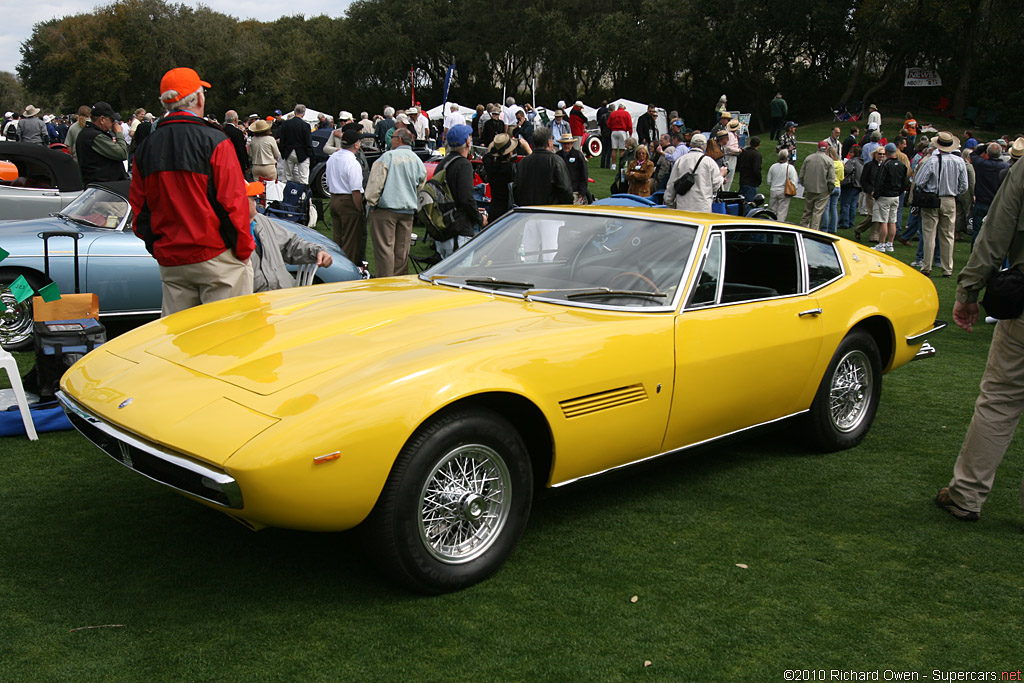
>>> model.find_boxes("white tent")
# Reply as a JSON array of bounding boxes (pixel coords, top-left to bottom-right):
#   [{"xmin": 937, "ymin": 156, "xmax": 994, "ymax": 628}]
[
  {"xmin": 283, "ymin": 107, "xmax": 326, "ymax": 128},
  {"xmin": 426, "ymin": 102, "xmax": 477, "ymax": 121},
  {"xmin": 611, "ymin": 98, "xmax": 668, "ymax": 138}
]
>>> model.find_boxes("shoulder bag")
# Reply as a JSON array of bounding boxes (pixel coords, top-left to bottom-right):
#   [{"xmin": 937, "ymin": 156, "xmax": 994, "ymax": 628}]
[
  {"xmin": 673, "ymin": 154, "xmax": 706, "ymax": 196},
  {"xmin": 784, "ymin": 162, "xmax": 797, "ymax": 197},
  {"xmin": 910, "ymin": 154, "xmax": 941, "ymax": 208}
]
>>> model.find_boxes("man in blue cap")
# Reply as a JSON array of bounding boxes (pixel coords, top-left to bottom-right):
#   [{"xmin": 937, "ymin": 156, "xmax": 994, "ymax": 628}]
[{"xmin": 434, "ymin": 123, "xmax": 486, "ymax": 258}]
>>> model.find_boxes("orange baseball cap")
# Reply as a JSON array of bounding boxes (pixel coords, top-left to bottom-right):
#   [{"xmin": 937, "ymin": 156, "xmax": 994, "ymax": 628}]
[
  {"xmin": 160, "ymin": 67, "xmax": 211, "ymax": 103},
  {"xmin": 245, "ymin": 181, "xmax": 265, "ymax": 197}
]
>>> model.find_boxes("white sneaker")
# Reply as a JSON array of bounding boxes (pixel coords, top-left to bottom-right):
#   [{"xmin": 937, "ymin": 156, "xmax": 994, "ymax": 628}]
[
  {"xmin": 910, "ymin": 259, "xmax": 923, "ymax": 268},
  {"xmin": 611, "ymin": 164, "xmax": 617, "ymax": 171},
  {"xmin": 985, "ymin": 316, "xmax": 998, "ymax": 324},
  {"xmin": 885, "ymin": 243, "xmax": 894, "ymax": 252},
  {"xmin": 872, "ymin": 243, "xmax": 885, "ymax": 251}
]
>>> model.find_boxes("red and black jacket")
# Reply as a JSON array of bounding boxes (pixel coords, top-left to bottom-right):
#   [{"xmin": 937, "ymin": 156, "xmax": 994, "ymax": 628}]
[{"xmin": 130, "ymin": 112, "xmax": 253, "ymax": 267}]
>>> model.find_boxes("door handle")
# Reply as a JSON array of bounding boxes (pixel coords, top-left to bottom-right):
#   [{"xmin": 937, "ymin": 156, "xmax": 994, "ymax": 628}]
[{"xmin": 798, "ymin": 308, "xmax": 823, "ymax": 317}]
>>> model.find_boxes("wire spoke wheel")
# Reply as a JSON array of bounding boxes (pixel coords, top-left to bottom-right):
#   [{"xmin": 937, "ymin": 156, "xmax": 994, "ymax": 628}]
[
  {"xmin": 0, "ymin": 285, "xmax": 35, "ymax": 350},
  {"xmin": 418, "ymin": 443, "xmax": 511, "ymax": 564},
  {"xmin": 829, "ymin": 350, "xmax": 872, "ymax": 432}
]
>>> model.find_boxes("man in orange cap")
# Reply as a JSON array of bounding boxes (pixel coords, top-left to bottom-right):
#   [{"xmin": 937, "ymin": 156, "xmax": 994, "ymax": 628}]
[{"xmin": 130, "ymin": 66, "xmax": 254, "ymax": 316}]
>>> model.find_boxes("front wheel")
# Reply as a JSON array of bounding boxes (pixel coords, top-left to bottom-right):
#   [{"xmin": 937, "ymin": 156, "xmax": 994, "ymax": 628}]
[
  {"xmin": 364, "ymin": 407, "xmax": 533, "ymax": 593},
  {"xmin": 806, "ymin": 330, "xmax": 882, "ymax": 452},
  {"xmin": 585, "ymin": 135, "xmax": 602, "ymax": 158}
]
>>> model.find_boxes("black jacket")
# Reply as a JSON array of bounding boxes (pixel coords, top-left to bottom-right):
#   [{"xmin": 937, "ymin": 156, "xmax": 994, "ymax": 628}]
[
  {"xmin": 874, "ymin": 158, "xmax": 907, "ymax": 198},
  {"xmin": 439, "ymin": 153, "xmax": 482, "ymax": 237},
  {"xmin": 558, "ymin": 148, "xmax": 589, "ymax": 194},
  {"xmin": 860, "ymin": 160, "xmax": 881, "ymax": 196},
  {"xmin": 278, "ymin": 116, "xmax": 313, "ymax": 163},
  {"xmin": 77, "ymin": 122, "xmax": 128, "ymax": 185},
  {"xmin": 736, "ymin": 147, "xmax": 763, "ymax": 187},
  {"xmin": 513, "ymin": 148, "xmax": 573, "ymax": 206},
  {"xmin": 224, "ymin": 124, "xmax": 249, "ymax": 177},
  {"xmin": 636, "ymin": 113, "xmax": 658, "ymax": 146}
]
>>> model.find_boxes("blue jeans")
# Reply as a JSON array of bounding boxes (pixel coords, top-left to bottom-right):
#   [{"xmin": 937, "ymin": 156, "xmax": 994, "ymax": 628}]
[
  {"xmin": 901, "ymin": 207, "xmax": 922, "ymax": 241},
  {"xmin": 820, "ymin": 186, "xmax": 841, "ymax": 233},
  {"xmin": 739, "ymin": 184, "xmax": 758, "ymax": 203},
  {"xmin": 839, "ymin": 186, "xmax": 859, "ymax": 228},
  {"xmin": 972, "ymin": 202, "xmax": 991, "ymax": 250},
  {"xmin": 896, "ymin": 191, "xmax": 906, "ymax": 229}
]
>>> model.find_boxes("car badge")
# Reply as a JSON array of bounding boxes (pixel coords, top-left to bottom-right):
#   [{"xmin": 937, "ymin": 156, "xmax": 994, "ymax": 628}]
[{"xmin": 118, "ymin": 398, "xmax": 133, "ymax": 409}]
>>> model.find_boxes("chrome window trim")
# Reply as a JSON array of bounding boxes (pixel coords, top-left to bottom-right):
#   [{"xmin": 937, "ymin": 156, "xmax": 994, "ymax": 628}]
[
  {"xmin": 57, "ymin": 391, "xmax": 243, "ymax": 509},
  {"xmin": 801, "ymin": 234, "xmax": 846, "ymax": 292},
  {"xmin": 552, "ymin": 408, "xmax": 809, "ymax": 487},
  {"xmin": 683, "ymin": 226, "xmax": 806, "ymax": 310}
]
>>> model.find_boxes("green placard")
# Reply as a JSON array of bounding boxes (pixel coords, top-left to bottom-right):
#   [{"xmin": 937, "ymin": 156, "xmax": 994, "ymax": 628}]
[
  {"xmin": 0, "ymin": 246, "xmax": 8, "ymax": 264},
  {"xmin": 38, "ymin": 281, "xmax": 61, "ymax": 302},
  {"xmin": 8, "ymin": 275, "xmax": 34, "ymax": 304}
]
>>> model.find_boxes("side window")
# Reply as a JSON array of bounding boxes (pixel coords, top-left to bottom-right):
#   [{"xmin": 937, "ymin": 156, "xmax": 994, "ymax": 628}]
[
  {"xmin": 688, "ymin": 234, "xmax": 722, "ymax": 307},
  {"xmin": 720, "ymin": 230, "xmax": 799, "ymax": 303},
  {"xmin": 804, "ymin": 236, "xmax": 843, "ymax": 290}
]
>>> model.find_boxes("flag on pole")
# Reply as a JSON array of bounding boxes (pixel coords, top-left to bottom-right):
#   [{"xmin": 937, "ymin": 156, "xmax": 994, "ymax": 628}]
[{"xmin": 442, "ymin": 64, "xmax": 456, "ymax": 107}]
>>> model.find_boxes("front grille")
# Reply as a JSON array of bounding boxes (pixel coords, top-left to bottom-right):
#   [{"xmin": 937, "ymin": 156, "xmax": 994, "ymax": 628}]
[{"xmin": 57, "ymin": 392, "xmax": 243, "ymax": 509}]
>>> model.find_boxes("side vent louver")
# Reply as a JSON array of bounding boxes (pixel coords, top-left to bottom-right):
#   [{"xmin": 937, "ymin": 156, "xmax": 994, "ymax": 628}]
[{"xmin": 559, "ymin": 384, "xmax": 648, "ymax": 419}]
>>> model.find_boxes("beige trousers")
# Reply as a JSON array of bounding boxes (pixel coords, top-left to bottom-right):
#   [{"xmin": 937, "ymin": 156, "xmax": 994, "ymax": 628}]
[
  {"xmin": 368, "ymin": 208, "xmax": 414, "ymax": 278},
  {"xmin": 947, "ymin": 316, "xmax": 1024, "ymax": 513},
  {"xmin": 800, "ymin": 191, "xmax": 829, "ymax": 230},
  {"xmin": 920, "ymin": 197, "xmax": 956, "ymax": 275},
  {"xmin": 158, "ymin": 249, "xmax": 253, "ymax": 317}
]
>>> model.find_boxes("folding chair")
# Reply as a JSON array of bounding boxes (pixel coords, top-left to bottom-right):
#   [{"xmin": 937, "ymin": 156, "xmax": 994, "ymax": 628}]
[
  {"xmin": 294, "ymin": 263, "xmax": 318, "ymax": 286},
  {"xmin": 0, "ymin": 348, "xmax": 38, "ymax": 440}
]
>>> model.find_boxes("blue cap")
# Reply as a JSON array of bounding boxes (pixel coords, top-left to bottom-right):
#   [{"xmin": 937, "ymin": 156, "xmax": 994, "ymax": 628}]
[
  {"xmin": 447, "ymin": 124, "xmax": 473, "ymax": 147},
  {"xmin": 884, "ymin": 142, "xmax": 898, "ymax": 155}
]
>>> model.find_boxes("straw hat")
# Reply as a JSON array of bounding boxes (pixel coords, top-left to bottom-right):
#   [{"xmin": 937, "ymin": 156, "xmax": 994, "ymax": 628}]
[{"xmin": 488, "ymin": 133, "xmax": 518, "ymax": 156}]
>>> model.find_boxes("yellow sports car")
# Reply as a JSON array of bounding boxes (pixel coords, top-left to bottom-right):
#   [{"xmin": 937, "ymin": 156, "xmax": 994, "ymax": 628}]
[{"xmin": 58, "ymin": 206, "xmax": 944, "ymax": 593}]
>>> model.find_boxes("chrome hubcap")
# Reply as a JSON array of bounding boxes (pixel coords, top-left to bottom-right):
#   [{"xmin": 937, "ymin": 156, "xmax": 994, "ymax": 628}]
[
  {"xmin": 829, "ymin": 350, "xmax": 872, "ymax": 432},
  {"xmin": 418, "ymin": 444, "xmax": 511, "ymax": 564},
  {"xmin": 0, "ymin": 289, "xmax": 33, "ymax": 348}
]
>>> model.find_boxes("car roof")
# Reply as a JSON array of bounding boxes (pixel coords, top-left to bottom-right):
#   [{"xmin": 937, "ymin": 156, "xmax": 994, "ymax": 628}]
[
  {"xmin": 0, "ymin": 141, "xmax": 83, "ymax": 192},
  {"xmin": 87, "ymin": 180, "xmax": 131, "ymax": 199}
]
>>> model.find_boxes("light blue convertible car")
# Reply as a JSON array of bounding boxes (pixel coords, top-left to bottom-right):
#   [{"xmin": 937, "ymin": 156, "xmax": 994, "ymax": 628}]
[{"xmin": 0, "ymin": 180, "xmax": 363, "ymax": 349}]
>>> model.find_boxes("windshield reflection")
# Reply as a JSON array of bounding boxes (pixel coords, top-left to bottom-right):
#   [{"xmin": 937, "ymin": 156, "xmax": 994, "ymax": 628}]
[
  {"xmin": 59, "ymin": 187, "xmax": 129, "ymax": 229},
  {"xmin": 422, "ymin": 211, "xmax": 698, "ymax": 308}
]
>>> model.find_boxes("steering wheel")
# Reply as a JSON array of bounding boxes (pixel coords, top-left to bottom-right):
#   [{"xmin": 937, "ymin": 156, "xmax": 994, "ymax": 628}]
[{"xmin": 609, "ymin": 271, "xmax": 662, "ymax": 295}]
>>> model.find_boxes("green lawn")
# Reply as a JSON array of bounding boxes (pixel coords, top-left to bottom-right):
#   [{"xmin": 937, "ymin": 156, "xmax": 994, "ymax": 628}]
[{"xmin": 3, "ymin": 124, "xmax": 1022, "ymax": 680}]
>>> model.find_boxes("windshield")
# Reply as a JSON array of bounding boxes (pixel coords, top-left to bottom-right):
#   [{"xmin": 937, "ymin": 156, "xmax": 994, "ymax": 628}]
[
  {"xmin": 58, "ymin": 187, "xmax": 130, "ymax": 229},
  {"xmin": 422, "ymin": 210, "xmax": 699, "ymax": 309}
]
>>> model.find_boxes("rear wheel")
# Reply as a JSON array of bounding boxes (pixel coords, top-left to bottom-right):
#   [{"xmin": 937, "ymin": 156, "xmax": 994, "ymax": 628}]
[
  {"xmin": 586, "ymin": 135, "xmax": 602, "ymax": 158},
  {"xmin": 806, "ymin": 330, "xmax": 882, "ymax": 451},
  {"xmin": 0, "ymin": 272, "xmax": 40, "ymax": 351},
  {"xmin": 311, "ymin": 164, "xmax": 330, "ymax": 199},
  {"xmin": 364, "ymin": 407, "xmax": 533, "ymax": 593}
]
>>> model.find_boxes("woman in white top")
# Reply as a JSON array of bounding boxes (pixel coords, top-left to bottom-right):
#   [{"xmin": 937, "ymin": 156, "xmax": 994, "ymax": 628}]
[{"xmin": 766, "ymin": 149, "xmax": 799, "ymax": 222}]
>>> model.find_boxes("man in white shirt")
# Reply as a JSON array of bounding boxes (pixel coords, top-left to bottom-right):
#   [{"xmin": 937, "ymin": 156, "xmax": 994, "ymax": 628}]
[
  {"xmin": 502, "ymin": 96, "xmax": 524, "ymax": 132},
  {"xmin": 326, "ymin": 129, "xmax": 366, "ymax": 264},
  {"xmin": 408, "ymin": 106, "xmax": 429, "ymax": 141},
  {"xmin": 867, "ymin": 104, "xmax": 882, "ymax": 131},
  {"xmin": 443, "ymin": 104, "xmax": 466, "ymax": 139}
]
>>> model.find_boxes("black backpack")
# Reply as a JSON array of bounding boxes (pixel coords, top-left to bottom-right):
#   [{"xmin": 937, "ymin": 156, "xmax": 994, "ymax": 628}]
[
  {"xmin": 674, "ymin": 153, "xmax": 707, "ymax": 196},
  {"xmin": 417, "ymin": 157, "xmax": 460, "ymax": 242}
]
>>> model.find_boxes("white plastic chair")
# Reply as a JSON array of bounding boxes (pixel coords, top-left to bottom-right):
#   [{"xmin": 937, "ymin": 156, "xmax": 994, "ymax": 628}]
[
  {"xmin": 295, "ymin": 263, "xmax": 318, "ymax": 287},
  {"xmin": 0, "ymin": 347, "xmax": 38, "ymax": 441}
]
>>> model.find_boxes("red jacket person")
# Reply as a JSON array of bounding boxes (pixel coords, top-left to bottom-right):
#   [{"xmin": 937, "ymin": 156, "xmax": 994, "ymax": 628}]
[{"xmin": 130, "ymin": 67, "xmax": 254, "ymax": 316}]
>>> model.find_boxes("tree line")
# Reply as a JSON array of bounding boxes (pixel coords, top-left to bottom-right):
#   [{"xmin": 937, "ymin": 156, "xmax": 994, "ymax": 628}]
[{"xmin": 7, "ymin": 0, "xmax": 1020, "ymax": 132}]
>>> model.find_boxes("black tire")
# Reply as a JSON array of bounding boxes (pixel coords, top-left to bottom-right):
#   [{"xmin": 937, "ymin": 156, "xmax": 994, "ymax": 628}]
[
  {"xmin": 364, "ymin": 407, "xmax": 533, "ymax": 594},
  {"xmin": 0, "ymin": 271, "xmax": 40, "ymax": 351},
  {"xmin": 806, "ymin": 330, "xmax": 882, "ymax": 452},
  {"xmin": 310, "ymin": 163, "xmax": 329, "ymax": 199}
]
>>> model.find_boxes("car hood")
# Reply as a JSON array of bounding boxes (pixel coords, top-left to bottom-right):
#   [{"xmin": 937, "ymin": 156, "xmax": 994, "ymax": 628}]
[{"xmin": 139, "ymin": 277, "xmax": 566, "ymax": 396}]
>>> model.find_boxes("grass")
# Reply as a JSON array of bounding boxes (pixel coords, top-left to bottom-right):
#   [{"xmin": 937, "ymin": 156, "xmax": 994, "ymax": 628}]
[{"xmin": 3, "ymin": 121, "xmax": 1023, "ymax": 680}]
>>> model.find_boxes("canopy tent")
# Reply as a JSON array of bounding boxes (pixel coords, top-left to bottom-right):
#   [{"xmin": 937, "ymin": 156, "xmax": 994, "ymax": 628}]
[
  {"xmin": 610, "ymin": 98, "xmax": 668, "ymax": 138},
  {"xmin": 426, "ymin": 102, "xmax": 477, "ymax": 121},
  {"xmin": 282, "ymin": 107, "xmax": 326, "ymax": 128}
]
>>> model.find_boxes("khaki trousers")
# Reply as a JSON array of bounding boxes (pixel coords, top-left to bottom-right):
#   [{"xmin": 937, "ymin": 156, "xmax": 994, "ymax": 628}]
[
  {"xmin": 947, "ymin": 316, "xmax": 1024, "ymax": 514},
  {"xmin": 330, "ymin": 194, "xmax": 365, "ymax": 264},
  {"xmin": 920, "ymin": 196, "xmax": 956, "ymax": 275},
  {"xmin": 800, "ymin": 191, "xmax": 829, "ymax": 230},
  {"xmin": 368, "ymin": 208, "xmax": 414, "ymax": 277},
  {"xmin": 158, "ymin": 249, "xmax": 253, "ymax": 317}
]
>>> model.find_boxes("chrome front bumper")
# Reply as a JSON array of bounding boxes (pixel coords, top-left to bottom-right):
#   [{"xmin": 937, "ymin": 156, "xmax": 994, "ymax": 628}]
[{"xmin": 57, "ymin": 391, "xmax": 243, "ymax": 509}]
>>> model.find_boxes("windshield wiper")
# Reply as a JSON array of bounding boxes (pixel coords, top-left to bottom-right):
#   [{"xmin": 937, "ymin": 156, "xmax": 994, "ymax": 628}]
[
  {"xmin": 462, "ymin": 277, "xmax": 534, "ymax": 289},
  {"xmin": 55, "ymin": 213, "xmax": 97, "ymax": 228},
  {"xmin": 564, "ymin": 288, "xmax": 666, "ymax": 300}
]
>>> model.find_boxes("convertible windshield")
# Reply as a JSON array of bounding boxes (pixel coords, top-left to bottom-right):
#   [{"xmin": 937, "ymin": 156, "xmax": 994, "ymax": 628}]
[
  {"xmin": 58, "ymin": 187, "xmax": 129, "ymax": 229},
  {"xmin": 422, "ymin": 210, "xmax": 699, "ymax": 308}
]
